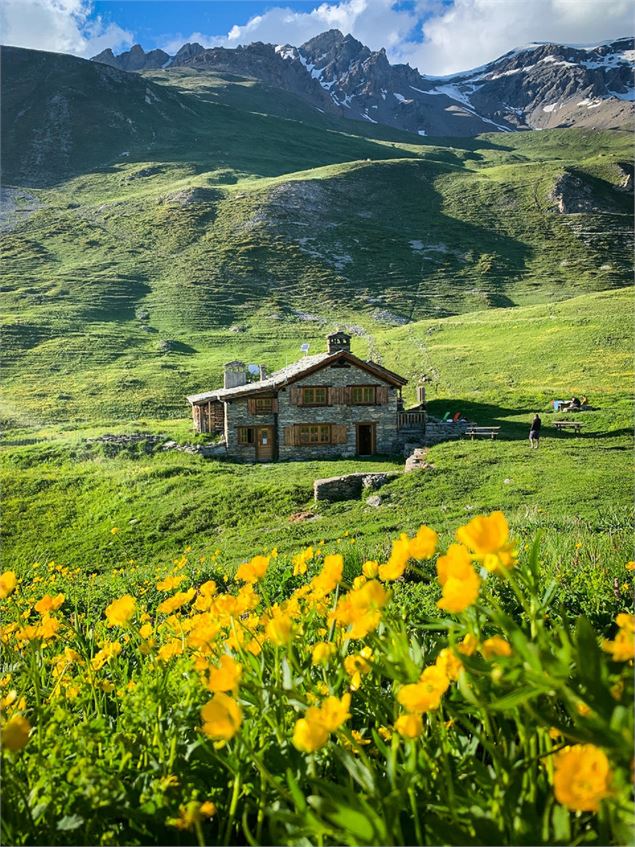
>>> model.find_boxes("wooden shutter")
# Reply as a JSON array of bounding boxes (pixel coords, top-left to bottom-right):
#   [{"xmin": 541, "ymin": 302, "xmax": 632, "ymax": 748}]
[
  {"xmin": 247, "ymin": 398, "xmax": 256, "ymax": 414},
  {"xmin": 289, "ymin": 386, "xmax": 302, "ymax": 406},
  {"xmin": 376, "ymin": 386, "xmax": 389, "ymax": 405},
  {"xmin": 343, "ymin": 386, "xmax": 352, "ymax": 405},
  {"xmin": 328, "ymin": 386, "xmax": 341, "ymax": 405},
  {"xmin": 331, "ymin": 423, "xmax": 348, "ymax": 444},
  {"xmin": 271, "ymin": 397, "xmax": 278, "ymax": 413},
  {"xmin": 283, "ymin": 425, "xmax": 298, "ymax": 446}
]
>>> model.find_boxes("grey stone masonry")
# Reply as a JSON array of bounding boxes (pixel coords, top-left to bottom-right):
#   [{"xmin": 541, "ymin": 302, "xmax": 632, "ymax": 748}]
[
  {"xmin": 277, "ymin": 361, "xmax": 400, "ymax": 461},
  {"xmin": 314, "ymin": 472, "xmax": 400, "ymax": 502},
  {"xmin": 423, "ymin": 416, "xmax": 471, "ymax": 445}
]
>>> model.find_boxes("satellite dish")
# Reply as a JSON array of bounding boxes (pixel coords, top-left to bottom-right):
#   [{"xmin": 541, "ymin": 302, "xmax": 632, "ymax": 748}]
[{"xmin": 300, "ymin": 343, "xmax": 310, "ymax": 353}]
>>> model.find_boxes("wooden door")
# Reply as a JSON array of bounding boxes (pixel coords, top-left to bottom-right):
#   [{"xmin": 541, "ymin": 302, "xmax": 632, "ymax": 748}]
[
  {"xmin": 356, "ymin": 423, "xmax": 375, "ymax": 456},
  {"xmin": 256, "ymin": 426, "xmax": 274, "ymax": 462}
]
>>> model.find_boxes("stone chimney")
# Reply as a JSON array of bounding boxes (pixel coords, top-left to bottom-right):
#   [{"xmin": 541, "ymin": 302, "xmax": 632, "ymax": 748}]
[
  {"xmin": 327, "ymin": 331, "xmax": 351, "ymax": 355},
  {"xmin": 416, "ymin": 385, "xmax": 426, "ymax": 406},
  {"xmin": 224, "ymin": 361, "xmax": 247, "ymax": 389},
  {"xmin": 259, "ymin": 364, "xmax": 268, "ymax": 380}
]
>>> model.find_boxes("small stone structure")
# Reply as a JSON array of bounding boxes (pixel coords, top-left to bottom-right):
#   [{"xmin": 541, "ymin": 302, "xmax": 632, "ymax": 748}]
[
  {"xmin": 313, "ymin": 471, "xmax": 399, "ymax": 502},
  {"xmin": 405, "ymin": 448, "xmax": 433, "ymax": 473},
  {"xmin": 423, "ymin": 416, "xmax": 471, "ymax": 445}
]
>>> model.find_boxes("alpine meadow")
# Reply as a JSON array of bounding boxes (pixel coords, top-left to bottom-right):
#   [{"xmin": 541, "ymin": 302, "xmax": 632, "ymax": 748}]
[{"xmin": 0, "ymin": 21, "xmax": 633, "ymax": 847}]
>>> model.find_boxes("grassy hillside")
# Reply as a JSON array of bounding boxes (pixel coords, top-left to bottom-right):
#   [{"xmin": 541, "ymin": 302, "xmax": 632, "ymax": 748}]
[
  {"xmin": 2, "ymin": 49, "xmax": 633, "ymax": 428},
  {"xmin": 2, "ymin": 289, "xmax": 632, "ymax": 626}
]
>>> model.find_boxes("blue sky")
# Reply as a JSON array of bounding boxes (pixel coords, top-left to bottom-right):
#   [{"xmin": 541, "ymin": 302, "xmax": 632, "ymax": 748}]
[{"xmin": 3, "ymin": 1, "xmax": 631, "ymax": 76}]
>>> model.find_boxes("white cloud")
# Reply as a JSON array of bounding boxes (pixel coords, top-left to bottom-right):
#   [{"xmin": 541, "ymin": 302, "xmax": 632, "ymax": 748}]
[
  {"xmin": 403, "ymin": 0, "xmax": 635, "ymax": 75},
  {"xmin": 163, "ymin": 0, "xmax": 418, "ymax": 56},
  {"xmin": 0, "ymin": 0, "xmax": 133, "ymax": 57},
  {"xmin": 164, "ymin": 0, "xmax": 633, "ymax": 76}
]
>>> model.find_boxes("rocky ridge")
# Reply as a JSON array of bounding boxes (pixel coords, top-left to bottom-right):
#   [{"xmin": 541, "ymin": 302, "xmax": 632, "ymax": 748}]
[{"xmin": 92, "ymin": 31, "xmax": 635, "ymax": 137}]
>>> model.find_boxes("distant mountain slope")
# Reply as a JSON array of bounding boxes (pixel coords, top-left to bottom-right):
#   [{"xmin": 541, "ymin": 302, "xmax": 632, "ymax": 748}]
[{"xmin": 92, "ymin": 31, "xmax": 635, "ymax": 137}]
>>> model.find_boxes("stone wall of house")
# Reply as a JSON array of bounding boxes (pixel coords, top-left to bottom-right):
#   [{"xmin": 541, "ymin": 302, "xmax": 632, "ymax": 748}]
[
  {"xmin": 223, "ymin": 361, "xmax": 402, "ymax": 461},
  {"xmin": 224, "ymin": 398, "xmax": 275, "ymax": 461},
  {"xmin": 277, "ymin": 363, "xmax": 400, "ymax": 461}
]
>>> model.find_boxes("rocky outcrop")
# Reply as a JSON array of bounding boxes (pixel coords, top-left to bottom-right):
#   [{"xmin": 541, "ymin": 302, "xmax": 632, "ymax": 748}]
[
  {"xmin": 313, "ymin": 471, "xmax": 399, "ymax": 502},
  {"xmin": 405, "ymin": 448, "xmax": 433, "ymax": 472},
  {"xmin": 92, "ymin": 44, "xmax": 170, "ymax": 71}
]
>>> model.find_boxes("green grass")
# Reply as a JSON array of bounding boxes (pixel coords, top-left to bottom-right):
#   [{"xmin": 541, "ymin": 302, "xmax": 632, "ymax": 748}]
[{"xmin": 2, "ymin": 289, "xmax": 632, "ymax": 626}]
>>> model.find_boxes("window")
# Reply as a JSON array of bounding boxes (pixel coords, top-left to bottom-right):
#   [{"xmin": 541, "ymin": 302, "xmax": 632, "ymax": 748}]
[
  {"xmin": 350, "ymin": 385, "xmax": 376, "ymax": 405},
  {"xmin": 298, "ymin": 424, "xmax": 331, "ymax": 445},
  {"xmin": 237, "ymin": 427, "xmax": 255, "ymax": 445},
  {"xmin": 254, "ymin": 397, "xmax": 273, "ymax": 413},
  {"xmin": 302, "ymin": 386, "xmax": 328, "ymax": 406}
]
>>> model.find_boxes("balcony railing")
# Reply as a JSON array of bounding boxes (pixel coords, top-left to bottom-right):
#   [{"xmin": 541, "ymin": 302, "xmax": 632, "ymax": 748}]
[{"xmin": 397, "ymin": 411, "xmax": 426, "ymax": 430}]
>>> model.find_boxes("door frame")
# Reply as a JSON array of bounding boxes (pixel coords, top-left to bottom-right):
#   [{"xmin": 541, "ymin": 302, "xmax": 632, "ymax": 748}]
[
  {"xmin": 355, "ymin": 422, "xmax": 376, "ymax": 456},
  {"xmin": 255, "ymin": 425, "xmax": 275, "ymax": 462}
]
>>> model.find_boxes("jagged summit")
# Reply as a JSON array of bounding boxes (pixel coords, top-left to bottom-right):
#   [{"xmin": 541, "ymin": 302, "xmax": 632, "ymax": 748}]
[{"xmin": 91, "ymin": 32, "xmax": 635, "ymax": 137}]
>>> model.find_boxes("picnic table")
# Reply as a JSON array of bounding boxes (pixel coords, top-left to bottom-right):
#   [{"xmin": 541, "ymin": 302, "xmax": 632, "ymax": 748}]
[
  {"xmin": 553, "ymin": 421, "xmax": 583, "ymax": 435},
  {"xmin": 464, "ymin": 426, "xmax": 501, "ymax": 440}
]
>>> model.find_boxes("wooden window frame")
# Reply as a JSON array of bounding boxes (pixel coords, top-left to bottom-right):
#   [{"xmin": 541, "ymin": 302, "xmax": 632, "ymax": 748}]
[
  {"xmin": 237, "ymin": 426, "xmax": 255, "ymax": 446},
  {"xmin": 298, "ymin": 423, "xmax": 332, "ymax": 445},
  {"xmin": 301, "ymin": 385, "xmax": 329, "ymax": 407},
  {"xmin": 350, "ymin": 384, "xmax": 377, "ymax": 406},
  {"xmin": 254, "ymin": 396, "xmax": 274, "ymax": 413}
]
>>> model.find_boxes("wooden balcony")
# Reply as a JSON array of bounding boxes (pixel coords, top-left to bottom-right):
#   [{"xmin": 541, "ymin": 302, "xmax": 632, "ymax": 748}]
[{"xmin": 397, "ymin": 411, "xmax": 426, "ymax": 430}]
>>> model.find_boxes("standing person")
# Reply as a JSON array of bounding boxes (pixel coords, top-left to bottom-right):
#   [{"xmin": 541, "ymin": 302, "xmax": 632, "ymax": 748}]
[{"xmin": 529, "ymin": 414, "xmax": 541, "ymax": 449}]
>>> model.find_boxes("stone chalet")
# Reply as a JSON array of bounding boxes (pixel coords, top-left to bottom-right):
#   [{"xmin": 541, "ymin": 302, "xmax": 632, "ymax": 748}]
[{"xmin": 186, "ymin": 332, "xmax": 426, "ymax": 462}]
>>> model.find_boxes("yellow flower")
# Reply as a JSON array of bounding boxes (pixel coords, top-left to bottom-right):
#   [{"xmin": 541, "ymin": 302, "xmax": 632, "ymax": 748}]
[
  {"xmin": 265, "ymin": 607, "xmax": 293, "ymax": 646},
  {"xmin": 626, "ymin": 561, "xmax": 635, "ymax": 571},
  {"xmin": 105, "ymin": 595, "xmax": 136, "ymax": 627},
  {"xmin": 158, "ymin": 589, "xmax": 196, "ymax": 615},
  {"xmin": 553, "ymin": 745, "xmax": 611, "ymax": 812},
  {"xmin": 156, "ymin": 574, "xmax": 185, "ymax": 591},
  {"xmin": 362, "ymin": 560, "xmax": 379, "ymax": 578},
  {"xmin": 158, "ymin": 639, "xmax": 183, "ymax": 662},
  {"xmin": 312, "ymin": 642, "xmax": 336, "ymax": 666},
  {"xmin": 458, "ymin": 633, "xmax": 478, "ymax": 656},
  {"xmin": 168, "ymin": 800, "xmax": 217, "ymax": 831},
  {"xmin": 201, "ymin": 693, "xmax": 242, "ymax": 741},
  {"xmin": 435, "ymin": 648, "xmax": 463, "ymax": 681},
  {"xmin": 236, "ymin": 555, "xmax": 270, "ymax": 584},
  {"xmin": 111, "ymin": 527, "xmax": 119, "ymax": 535},
  {"xmin": 456, "ymin": 511, "xmax": 517, "ymax": 573},
  {"xmin": 331, "ymin": 580, "xmax": 387, "ymax": 640},
  {"xmin": 378, "ymin": 725, "xmax": 392, "ymax": 741},
  {"xmin": 409, "ymin": 525, "xmax": 438, "ymax": 560},
  {"xmin": 436, "ymin": 544, "xmax": 480, "ymax": 613},
  {"xmin": 34, "ymin": 593, "xmax": 65, "ymax": 615},
  {"xmin": 309, "ymin": 555, "xmax": 343, "ymax": 599},
  {"xmin": 481, "ymin": 636, "xmax": 512, "ymax": 659},
  {"xmin": 1, "ymin": 714, "xmax": 31, "ymax": 750},
  {"xmin": 397, "ymin": 665, "xmax": 449, "ymax": 714},
  {"xmin": 207, "ymin": 654, "xmax": 242, "ymax": 693},
  {"xmin": 0, "ymin": 571, "xmax": 17, "ymax": 599},
  {"xmin": 602, "ymin": 613, "xmax": 635, "ymax": 661},
  {"xmin": 395, "ymin": 713, "xmax": 423, "ymax": 739},
  {"xmin": 318, "ymin": 693, "xmax": 351, "ymax": 731},
  {"xmin": 378, "ymin": 534, "xmax": 411, "ymax": 581},
  {"xmin": 91, "ymin": 640, "xmax": 122, "ymax": 670},
  {"xmin": 292, "ymin": 547, "xmax": 313, "ymax": 576},
  {"xmin": 344, "ymin": 652, "xmax": 372, "ymax": 690},
  {"xmin": 292, "ymin": 716, "xmax": 329, "ymax": 753},
  {"xmin": 139, "ymin": 623, "xmax": 153, "ymax": 639}
]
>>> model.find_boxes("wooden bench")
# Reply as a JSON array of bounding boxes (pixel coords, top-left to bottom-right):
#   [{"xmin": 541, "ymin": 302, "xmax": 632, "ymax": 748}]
[
  {"xmin": 465, "ymin": 426, "xmax": 501, "ymax": 440},
  {"xmin": 553, "ymin": 421, "xmax": 583, "ymax": 434}
]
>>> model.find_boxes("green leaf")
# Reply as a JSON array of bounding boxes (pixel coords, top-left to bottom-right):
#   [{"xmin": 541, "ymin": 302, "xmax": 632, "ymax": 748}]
[{"xmin": 56, "ymin": 814, "xmax": 84, "ymax": 832}]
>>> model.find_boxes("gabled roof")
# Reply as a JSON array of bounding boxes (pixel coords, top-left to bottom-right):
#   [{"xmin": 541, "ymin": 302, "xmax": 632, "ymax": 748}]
[{"xmin": 187, "ymin": 350, "xmax": 407, "ymax": 405}]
